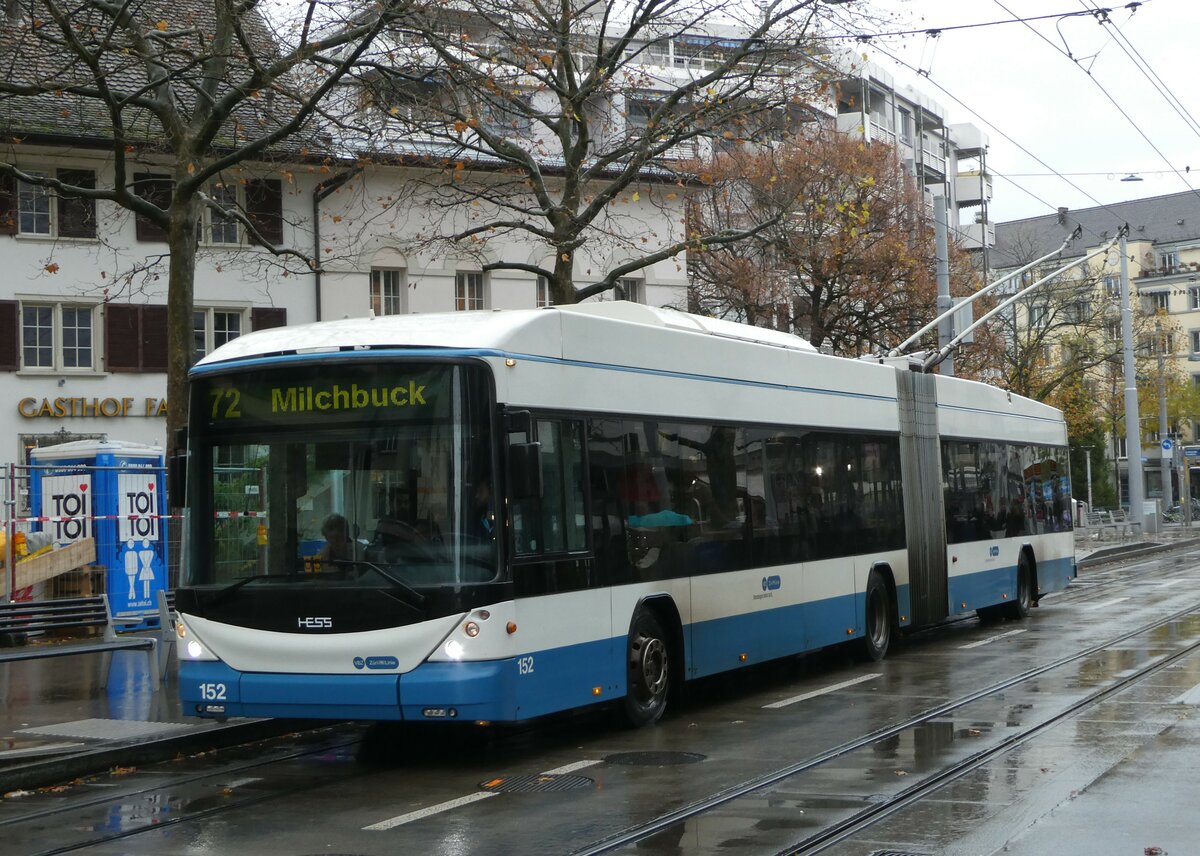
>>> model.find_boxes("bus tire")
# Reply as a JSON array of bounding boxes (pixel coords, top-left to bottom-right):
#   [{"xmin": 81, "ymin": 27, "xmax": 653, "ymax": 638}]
[
  {"xmin": 622, "ymin": 608, "xmax": 671, "ymax": 727},
  {"xmin": 1007, "ymin": 555, "xmax": 1033, "ymax": 620},
  {"xmin": 861, "ymin": 571, "xmax": 893, "ymax": 662}
]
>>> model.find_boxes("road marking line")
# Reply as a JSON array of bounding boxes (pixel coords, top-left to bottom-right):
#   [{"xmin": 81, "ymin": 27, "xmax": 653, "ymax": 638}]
[
  {"xmin": 1085, "ymin": 597, "xmax": 1130, "ymax": 611},
  {"xmin": 364, "ymin": 792, "xmax": 497, "ymax": 830},
  {"xmin": 763, "ymin": 673, "xmax": 881, "ymax": 709},
  {"xmin": 959, "ymin": 629, "xmax": 1027, "ymax": 649},
  {"xmin": 1172, "ymin": 681, "xmax": 1200, "ymax": 706},
  {"xmin": 1158, "ymin": 579, "xmax": 1185, "ymax": 588},
  {"xmin": 541, "ymin": 759, "xmax": 601, "ymax": 775}
]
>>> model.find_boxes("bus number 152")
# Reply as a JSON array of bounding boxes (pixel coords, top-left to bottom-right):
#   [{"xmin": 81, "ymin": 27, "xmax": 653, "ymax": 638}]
[{"xmin": 518, "ymin": 656, "xmax": 535, "ymax": 675}]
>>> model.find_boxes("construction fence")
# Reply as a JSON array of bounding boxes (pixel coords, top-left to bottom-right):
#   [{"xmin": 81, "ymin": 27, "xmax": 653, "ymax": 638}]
[{"xmin": 2, "ymin": 462, "xmax": 180, "ymax": 618}]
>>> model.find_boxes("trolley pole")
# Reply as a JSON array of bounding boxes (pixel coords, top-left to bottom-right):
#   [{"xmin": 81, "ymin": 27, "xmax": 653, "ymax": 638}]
[
  {"xmin": 1120, "ymin": 231, "xmax": 1145, "ymax": 529},
  {"xmin": 934, "ymin": 195, "xmax": 954, "ymax": 377}
]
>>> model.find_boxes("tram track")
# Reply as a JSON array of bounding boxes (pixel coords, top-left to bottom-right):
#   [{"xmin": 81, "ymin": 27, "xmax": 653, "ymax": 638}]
[
  {"xmin": 5, "ymin": 730, "xmax": 369, "ymax": 856},
  {"xmin": 569, "ymin": 599, "xmax": 1200, "ymax": 856},
  {"xmin": 782, "ymin": 616, "xmax": 1200, "ymax": 855}
]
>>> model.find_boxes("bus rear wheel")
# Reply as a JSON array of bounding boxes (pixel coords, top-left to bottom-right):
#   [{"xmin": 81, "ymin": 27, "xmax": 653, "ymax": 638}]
[
  {"xmin": 861, "ymin": 571, "xmax": 893, "ymax": 662},
  {"xmin": 622, "ymin": 609, "xmax": 671, "ymax": 727},
  {"xmin": 1006, "ymin": 556, "xmax": 1033, "ymax": 620}
]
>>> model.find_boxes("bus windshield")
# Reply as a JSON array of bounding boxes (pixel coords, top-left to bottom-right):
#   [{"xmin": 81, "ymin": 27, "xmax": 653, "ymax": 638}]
[{"xmin": 182, "ymin": 362, "xmax": 496, "ymax": 590}]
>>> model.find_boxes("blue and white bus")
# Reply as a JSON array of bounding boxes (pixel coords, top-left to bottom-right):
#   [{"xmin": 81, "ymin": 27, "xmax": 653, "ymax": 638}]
[{"xmin": 175, "ymin": 303, "xmax": 1075, "ymax": 725}]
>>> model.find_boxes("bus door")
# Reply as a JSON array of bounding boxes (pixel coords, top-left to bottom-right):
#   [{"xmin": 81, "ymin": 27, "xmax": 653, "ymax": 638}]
[
  {"xmin": 508, "ymin": 415, "xmax": 612, "ymax": 711},
  {"xmin": 896, "ymin": 371, "xmax": 948, "ymax": 626}
]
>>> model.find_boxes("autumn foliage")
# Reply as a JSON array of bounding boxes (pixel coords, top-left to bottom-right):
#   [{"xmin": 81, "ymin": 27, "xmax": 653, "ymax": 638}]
[{"xmin": 688, "ymin": 126, "xmax": 984, "ymax": 361}]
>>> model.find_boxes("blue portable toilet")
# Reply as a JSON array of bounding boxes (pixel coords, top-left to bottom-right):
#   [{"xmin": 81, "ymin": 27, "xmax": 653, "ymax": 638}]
[{"xmin": 29, "ymin": 440, "xmax": 168, "ymax": 627}]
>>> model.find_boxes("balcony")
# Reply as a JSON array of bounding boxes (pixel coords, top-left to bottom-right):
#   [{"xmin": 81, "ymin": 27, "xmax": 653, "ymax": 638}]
[
  {"xmin": 960, "ymin": 221, "xmax": 995, "ymax": 250},
  {"xmin": 955, "ymin": 171, "xmax": 993, "ymax": 207}
]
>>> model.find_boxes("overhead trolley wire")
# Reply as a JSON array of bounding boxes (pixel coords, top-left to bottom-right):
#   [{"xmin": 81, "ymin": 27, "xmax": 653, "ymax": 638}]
[
  {"xmin": 817, "ymin": 3, "xmax": 1152, "ymax": 42},
  {"xmin": 990, "ymin": 0, "xmax": 1200, "ymax": 208},
  {"xmin": 850, "ymin": 35, "xmax": 1130, "ymax": 249},
  {"xmin": 1078, "ymin": 0, "xmax": 1200, "ymax": 143}
]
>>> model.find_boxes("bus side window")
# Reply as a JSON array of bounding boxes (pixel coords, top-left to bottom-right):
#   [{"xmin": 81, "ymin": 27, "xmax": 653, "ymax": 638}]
[{"xmin": 511, "ymin": 419, "xmax": 587, "ymax": 556}]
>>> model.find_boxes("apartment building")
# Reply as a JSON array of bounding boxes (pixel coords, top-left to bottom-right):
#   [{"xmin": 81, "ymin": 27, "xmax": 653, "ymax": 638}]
[
  {"xmin": 994, "ymin": 190, "xmax": 1200, "ymax": 503},
  {"xmin": 832, "ymin": 62, "xmax": 994, "ymax": 253}
]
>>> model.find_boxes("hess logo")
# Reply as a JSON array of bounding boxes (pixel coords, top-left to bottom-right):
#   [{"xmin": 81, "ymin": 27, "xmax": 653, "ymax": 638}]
[{"xmin": 297, "ymin": 616, "xmax": 333, "ymax": 630}]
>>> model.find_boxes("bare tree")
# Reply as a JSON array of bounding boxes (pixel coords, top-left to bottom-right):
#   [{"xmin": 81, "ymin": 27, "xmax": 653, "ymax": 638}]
[
  {"xmin": 0, "ymin": 0, "xmax": 408, "ymax": 446},
  {"xmin": 337, "ymin": 0, "xmax": 864, "ymax": 305}
]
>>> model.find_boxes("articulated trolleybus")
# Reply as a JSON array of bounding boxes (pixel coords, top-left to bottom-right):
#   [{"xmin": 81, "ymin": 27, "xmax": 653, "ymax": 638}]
[{"xmin": 176, "ymin": 303, "xmax": 1074, "ymax": 726}]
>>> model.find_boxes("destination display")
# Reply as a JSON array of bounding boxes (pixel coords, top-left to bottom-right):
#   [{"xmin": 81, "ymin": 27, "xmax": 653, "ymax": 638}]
[{"xmin": 196, "ymin": 365, "xmax": 451, "ymax": 430}]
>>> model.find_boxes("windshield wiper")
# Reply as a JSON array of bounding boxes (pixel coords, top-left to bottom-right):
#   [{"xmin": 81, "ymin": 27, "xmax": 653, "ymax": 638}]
[
  {"xmin": 331, "ymin": 559, "xmax": 427, "ymax": 608},
  {"xmin": 207, "ymin": 573, "xmax": 297, "ymax": 607}
]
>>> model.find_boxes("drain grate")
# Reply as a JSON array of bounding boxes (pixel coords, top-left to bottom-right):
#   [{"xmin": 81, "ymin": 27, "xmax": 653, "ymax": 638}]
[
  {"xmin": 604, "ymin": 751, "xmax": 706, "ymax": 766},
  {"xmin": 480, "ymin": 774, "xmax": 594, "ymax": 793},
  {"xmin": 869, "ymin": 851, "xmax": 935, "ymax": 856}
]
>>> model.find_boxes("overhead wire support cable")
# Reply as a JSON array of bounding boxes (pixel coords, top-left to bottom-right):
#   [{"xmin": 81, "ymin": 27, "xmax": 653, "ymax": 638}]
[
  {"xmin": 922, "ymin": 227, "xmax": 1126, "ymax": 372},
  {"xmin": 817, "ymin": 4, "xmax": 1153, "ymax": 42}
]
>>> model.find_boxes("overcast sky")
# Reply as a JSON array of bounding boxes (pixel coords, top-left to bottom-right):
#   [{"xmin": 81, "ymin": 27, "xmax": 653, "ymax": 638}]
[{"xmin": 837, "ymin": 0, "xmax": 1200, "ymax": 226}]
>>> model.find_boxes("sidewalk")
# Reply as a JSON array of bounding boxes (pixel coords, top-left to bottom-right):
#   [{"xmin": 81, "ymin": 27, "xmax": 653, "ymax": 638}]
[{"xmin": 0, "ymin": 644, "xmax": 283, "ymax": 792}]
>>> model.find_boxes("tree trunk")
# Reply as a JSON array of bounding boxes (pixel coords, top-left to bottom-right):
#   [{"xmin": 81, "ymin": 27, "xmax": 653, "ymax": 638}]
[
  {"xmin": 551, "ymin": 250, "xmax": 578, "ymax": 305},
  {"xmin": 165, "ymin": 193, "xmax": 200, "ymax": 464}
]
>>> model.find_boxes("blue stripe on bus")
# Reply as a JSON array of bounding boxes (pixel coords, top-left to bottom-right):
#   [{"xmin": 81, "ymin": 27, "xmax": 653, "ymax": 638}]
[
  {"xmin": 946, "ymin": 555, "xmax": 1074, "ymax": 615},
  {"xmin": 190, "ymin": 348, "xmax": 896, "ymax": 404},
  {"xmin": 181, "ymin": 561, "xmax": 1070, "ymax": 721}
]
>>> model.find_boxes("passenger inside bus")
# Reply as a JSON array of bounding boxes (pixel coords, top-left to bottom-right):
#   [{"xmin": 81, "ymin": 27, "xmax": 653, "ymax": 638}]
[{"xmin": 316, "ymin": 513, "xmax": 361, "ymax": 563}]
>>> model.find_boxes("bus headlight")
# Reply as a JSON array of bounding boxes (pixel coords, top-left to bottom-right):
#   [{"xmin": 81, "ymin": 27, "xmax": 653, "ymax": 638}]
[
  {"xmin": 444, "ymin": 639, "xmax": 465, "ymax": 660},
  {"xmin": 178, "ymin": 621, "xmax": 217, "ymax": 661}
]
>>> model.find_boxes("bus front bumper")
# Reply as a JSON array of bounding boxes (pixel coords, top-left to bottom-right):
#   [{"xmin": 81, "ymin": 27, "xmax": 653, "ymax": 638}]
[{"xmin": 180, "ymin": 659, "xmax": 519, "ymax": 722}]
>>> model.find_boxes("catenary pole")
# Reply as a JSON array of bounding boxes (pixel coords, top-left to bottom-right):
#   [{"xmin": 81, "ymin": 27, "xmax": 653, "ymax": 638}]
[{"xmin": 1121, "ymin": 230, "xmax": 1144, "ymax": 527}]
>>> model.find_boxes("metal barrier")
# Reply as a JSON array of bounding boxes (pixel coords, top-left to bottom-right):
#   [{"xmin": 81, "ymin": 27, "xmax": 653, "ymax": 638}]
[{"xmin": 2, "ymin": 462, "xmax": 178, "ymax": 618}]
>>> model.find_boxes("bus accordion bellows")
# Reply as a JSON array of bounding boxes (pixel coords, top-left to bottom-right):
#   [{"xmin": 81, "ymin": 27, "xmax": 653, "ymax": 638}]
[{"xmin": 175, "ymin": 302, "xmax": 1075, "ymax": 726}]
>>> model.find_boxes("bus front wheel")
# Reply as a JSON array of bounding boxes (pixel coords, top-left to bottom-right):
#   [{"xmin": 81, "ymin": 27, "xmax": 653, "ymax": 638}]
[
  {"xmin": 622, "ymin": 609, "xmax": 671, "ymax": 727},
  {"xmin": 861, "ymin": 572, "xmax": 893, "ymax": 662}
]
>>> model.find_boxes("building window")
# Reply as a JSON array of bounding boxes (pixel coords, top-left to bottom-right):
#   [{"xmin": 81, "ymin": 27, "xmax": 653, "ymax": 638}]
[
  {"xmin": 1029, "ymin": 304, "xmax": 1048, "ymax": 329},
  {"xmin": 536, "ymin": 275, "xmax": 553, "ymax": 308},
  {"xmin": 12, "ymin": 169, "xmax": 98, "ymax": 239},
  {"xmin": 21, "ymin": 303, "xmax": 93, "ymax": 370},
  {"xmin": 207, "ymin": 181, "xmax": 241, "ymax": 244},
  {"xmin": 617, "ymin": 277, "xmax": 644, "ymax": 303},
  {"xmin": 1192, "ymin": 331, "xmax": 1200, "ymax": 354},
  {"xmin": 194, "ymin": 308, "xmax": 244, "ymax": 360},
  {"xmin": 1159, "ymin": 251, "xmax": 1179, "ymax": 274},
  {"xmin": 371, "ymin": 268, "xmax": 405, "ymax": 315},
  {"xmin": 1115, "ymin": 436, "xmax": 1127, "ymax": 460},
  {"xmin": 1142, "ymin": 291, "xmax": 1169, "ymax": 313},
  {"xmin": 455, "ymin": 272, "xmax": 486, "ymax": 311},
  {"xmin": 1104, "ymin": 275, "xmax": 1121, "ymax": 297},
  {"xmin": 18, "ymin": 174, "xmax": 51, "ymax": 235}
]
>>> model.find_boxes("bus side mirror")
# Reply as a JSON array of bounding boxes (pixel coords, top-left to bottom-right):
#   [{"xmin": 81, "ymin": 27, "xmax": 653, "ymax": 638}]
[
  {"xmin": 509, "ymin": 442, "xmax": 543, "ymax": 499},
  {"xmin": 168, "ymin": 428, "xmax": 188, "ymax": 505}
]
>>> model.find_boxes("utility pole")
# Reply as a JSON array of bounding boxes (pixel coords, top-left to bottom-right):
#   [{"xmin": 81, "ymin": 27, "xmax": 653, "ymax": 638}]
[
  {"xmin": 1080, "ymin": 446, "xmax": 1094, "ymax": 511},
  {"xmin": 1121, "ymin": 230, "xmax": 1144, "ymax": 527},
  {"xmin": 934, "ymin": 195, "xmax": 954, "ymax": 377},
  {"xmin": 1157, "ymin": 320, "xmax": 1174, "ymax": 510}
]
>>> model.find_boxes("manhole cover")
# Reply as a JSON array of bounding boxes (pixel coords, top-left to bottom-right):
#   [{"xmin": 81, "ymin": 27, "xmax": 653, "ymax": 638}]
[
  {"xmin": 480, "ymin": 774, "xmax": 594, "ymax": 793},
  {"xmin": 603, "ymin": 751, "xmax": 706, "ymax": 766}
]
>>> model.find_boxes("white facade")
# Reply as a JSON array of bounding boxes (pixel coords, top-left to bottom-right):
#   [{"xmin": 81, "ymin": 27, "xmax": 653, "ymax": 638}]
[{"xmin": 0, "ymin": 148, "xmax": 688, "ymax": 461}]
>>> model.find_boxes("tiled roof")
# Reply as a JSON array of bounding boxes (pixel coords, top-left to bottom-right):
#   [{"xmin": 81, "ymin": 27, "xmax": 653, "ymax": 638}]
[
  {"xmin": 0, "ymin": 0, "xmax": 299, "ymax": 152},
  {"xmin": 993, "ymin": 189, "xmax": 1200, "ymax": 269}
]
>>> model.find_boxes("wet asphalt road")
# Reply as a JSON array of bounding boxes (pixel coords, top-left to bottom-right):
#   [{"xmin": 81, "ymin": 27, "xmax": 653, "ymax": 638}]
[{"xmin": 4, "ymin": 547, "xmax": 1200, "ymax": 856}]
